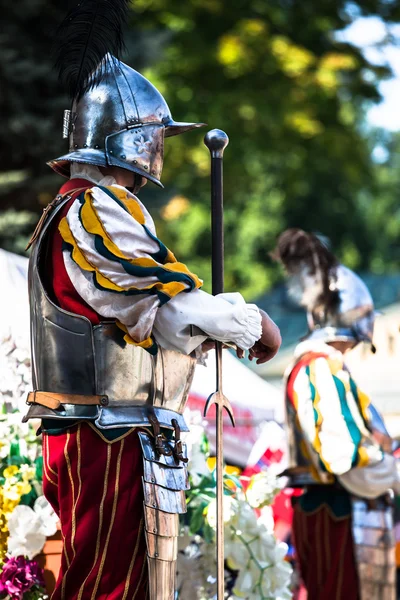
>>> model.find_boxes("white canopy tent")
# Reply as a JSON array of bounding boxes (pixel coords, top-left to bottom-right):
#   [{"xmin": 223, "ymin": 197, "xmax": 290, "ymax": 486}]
[{"xmin": 0, "ymin": 249, "xmax": 30, "ymax": 346}]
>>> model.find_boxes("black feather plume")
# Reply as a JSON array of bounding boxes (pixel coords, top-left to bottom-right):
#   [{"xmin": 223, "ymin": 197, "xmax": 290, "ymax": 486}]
[
  {"xmin": 271, "ymin": 228, "xmax": 340, "ymax": 315},
  {"xmin": 54, "ymin": 0, "xmax": 130, "ymax": 99}
]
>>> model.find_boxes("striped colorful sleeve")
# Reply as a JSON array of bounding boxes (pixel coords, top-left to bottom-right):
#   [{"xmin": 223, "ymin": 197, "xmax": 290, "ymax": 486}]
[
  {"xmin": 59, "ymin": 185, "xmax": 202, "ymax": 353},
  {"xmin": 292, "ymin": 357, "xmax": 383, "ymax": 476}
]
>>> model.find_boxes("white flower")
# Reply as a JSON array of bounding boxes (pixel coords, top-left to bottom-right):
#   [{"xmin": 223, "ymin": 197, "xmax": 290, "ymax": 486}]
[
  {"xmin": 257, "ymin": 506, "xmax": 275, "ymax": 534},
  {"xmin": 188, "ymin": 438, "xmax": 209, "ymax": 487},
  {"xmin": 234, "ymin": 568, "xmax": 257, "ymax": 597},
  {"xmin": 205, "ymin": 495, "xmax": 238, "ymax": 530},
  {"xmin": 33, "ymin": 496, "xmax": 59, "ymax": 537},
  {"xmin": 7, "ymin": 497, "xmax": 58, "ymax": 559},
  {"xmin": 245, "ymin": 471, "xmax": 282, "ymax": 509},
  {"xmin": 8, "ymin": 506, "xmax": 46, "ymax": 559},
  {"xmin": 0, "ymin": 336, "xmax": 31, "ymax": 411},
  {"xmin": 183, "ymin": 413, "xmax": 210, "ymax": 486}
]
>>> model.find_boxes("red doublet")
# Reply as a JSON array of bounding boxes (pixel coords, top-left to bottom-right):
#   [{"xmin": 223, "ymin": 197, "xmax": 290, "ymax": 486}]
[
  {"xmin": 48, "ymin": 178, "xmax": 102, "ymax": 323},
  {"xmin": 42, "ymin": 179, "xmax": 148, "ymax": 599}
]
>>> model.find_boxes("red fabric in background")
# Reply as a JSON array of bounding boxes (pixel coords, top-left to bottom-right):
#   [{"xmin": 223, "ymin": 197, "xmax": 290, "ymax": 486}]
[
  {"xmin": 47, "ymin": 178, "xmax": 102, "ymax": 324},
  {"xmin": 292, "ymin": 503, "xmax": 360, "ymax": 600},
  {"xmin": 43, "ymin": 423, "xmax": 148, "ymax": 600}
]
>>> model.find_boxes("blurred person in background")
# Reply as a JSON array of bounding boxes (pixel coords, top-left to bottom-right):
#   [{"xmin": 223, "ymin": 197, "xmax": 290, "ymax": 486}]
[
  {"xmin": 22, "ymin": 2, "xmax": 281, "ymax": 599},
  {"xmin": 274, "ymin": 228, "xmax": 398, "ymax": 600}
]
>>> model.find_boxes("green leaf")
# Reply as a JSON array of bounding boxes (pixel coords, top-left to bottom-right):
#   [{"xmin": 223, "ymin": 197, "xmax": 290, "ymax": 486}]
[{"xmin": 188, "ymin": 502, "xmax": 207, "ymax": 535}]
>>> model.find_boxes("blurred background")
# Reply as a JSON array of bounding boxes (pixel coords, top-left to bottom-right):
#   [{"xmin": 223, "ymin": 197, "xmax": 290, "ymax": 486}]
[{"xmin": 2, "ymin": 0, "xmax": 400, "ymax": 428}]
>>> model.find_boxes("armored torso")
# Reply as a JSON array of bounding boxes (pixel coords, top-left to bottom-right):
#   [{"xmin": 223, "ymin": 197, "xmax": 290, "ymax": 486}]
[{"xmin": 24, "ymin": 193, "xmax": 196, "ymax": 432}]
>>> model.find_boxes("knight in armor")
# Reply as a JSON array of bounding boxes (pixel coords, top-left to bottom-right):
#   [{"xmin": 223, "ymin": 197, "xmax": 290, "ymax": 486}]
[
  {"xmin": 274, "ymin": 229, "xmax": 399, "ymax": 600},
  {"xmin": 23, "ymin": 2, "xmax": 281, "ymax": 599}
]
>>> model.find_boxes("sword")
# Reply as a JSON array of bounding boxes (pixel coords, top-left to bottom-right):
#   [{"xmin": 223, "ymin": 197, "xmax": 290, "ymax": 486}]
[{"xmin": 203, "ymin": 129, "xmax": 235, "ymax": 600}]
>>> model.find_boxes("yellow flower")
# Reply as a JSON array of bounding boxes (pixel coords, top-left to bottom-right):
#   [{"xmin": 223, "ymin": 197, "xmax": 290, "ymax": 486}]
[
  {"xmin": 19, "ymin": 465, "xmax": 36, "ymax": 482},
  {"xmin": 3, "ymin": 486, "xmax": 21, "ymax": 503},
  {"xmin": 16, "ymin": 481, "xmax": 32, "ymax": 497},
  {"xmin": 0, "ymin": 513, "xmax": 8, "ymax": 562},
  {"xmin": 3, "ymin": 466, "xmax": 19, "ymax": 479},
  {"xmin": 0, "ymin": 494, "xmax": 10, "ymax": 561}
]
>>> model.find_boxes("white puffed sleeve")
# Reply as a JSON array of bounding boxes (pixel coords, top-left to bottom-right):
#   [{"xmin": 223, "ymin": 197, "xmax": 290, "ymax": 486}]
[
  {"xmin": 339, "ymin": 455, "xmax": 400, "ymax": 499},
  {"xmin": 152, "ymin": 290, "xmax": 262, "ymax": 354},
  {"xmin": 60, "ymin": 184, "xmax": 262, "ymax": 355}
]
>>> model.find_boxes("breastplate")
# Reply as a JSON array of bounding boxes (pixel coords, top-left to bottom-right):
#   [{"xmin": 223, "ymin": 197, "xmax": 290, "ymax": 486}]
[{"xmin": 25, "ymin": 195, "xmax": 196, "ymax": 431}]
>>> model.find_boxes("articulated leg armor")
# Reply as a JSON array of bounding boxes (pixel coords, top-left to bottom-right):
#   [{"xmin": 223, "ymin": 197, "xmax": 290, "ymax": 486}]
[
  {"xmin": 140, "ymin": 431, "xmax": 189, "ymax": 598},
  {"xmin": 351, "ymin": 497, "xmax": 396, "ymax": 600},
  {"xmin": 24, "ymin": 197, "xmax": 197, "ymax": 599}
]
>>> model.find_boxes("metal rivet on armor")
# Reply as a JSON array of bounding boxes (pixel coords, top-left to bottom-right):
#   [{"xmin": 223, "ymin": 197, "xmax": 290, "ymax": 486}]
[
  {"xmin": 153, "ymin": 503, "xmax": 157, "ymax": 508},
  {"xmin": 83, "ymin": 143, "xmax": 87, "ymax": 148},
  {"xmin": 153, "ymin": 528, "xmax": 157, "ymax": 533},
  {"xmin": 95, "ymin": 145, "xmax": 99, "ymax": 149},
  {"xmin": 144, "ymin": 165, "xmax": 148, "ymax": 170},
  {"xmin": 133, "ymin": 160, "xmax": 137, "ymax": 164},
  {"xmin": 121, "ymin": 154, "xmax": 126, "ymax": 159},
  {"xmin": 151, "ymin": 477, "xmax": 155, "ymax": 483},
  {"xmin": 100, "ymin": 397, "xmax": 108, "ymax": 406},
  {"xmin": 109, "ymin": 150, "xmax": 113, "ymax": 154},
  {"xmin": 154, "ymin": 553, "xmax": 159, "ymax": 558},
  {"xmin": 74, "ymin": 144, "xmax": 78, "ymax": 149}
]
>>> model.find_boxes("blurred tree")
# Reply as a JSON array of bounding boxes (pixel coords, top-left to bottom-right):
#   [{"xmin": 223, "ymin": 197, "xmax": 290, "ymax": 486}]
[
  {"xmin": 135, "ymin": 0, "xmax": 400, "ymax": 297},
  {"xmin": 1, "ymin": 0, "xmax": 400, "ymax": 298},
  {"xmin": 0, "ymin": 0, "xmax": 67, "ymax": 211},
  {"xmin": 362, "ymin": 131, "xmax": 400, "ymax": 273}
]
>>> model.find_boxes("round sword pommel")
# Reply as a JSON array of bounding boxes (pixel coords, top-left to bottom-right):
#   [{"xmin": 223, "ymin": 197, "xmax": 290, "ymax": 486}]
[{"xmin": 204, "ymin": 129, "xmax": 229, "ymax": 158}]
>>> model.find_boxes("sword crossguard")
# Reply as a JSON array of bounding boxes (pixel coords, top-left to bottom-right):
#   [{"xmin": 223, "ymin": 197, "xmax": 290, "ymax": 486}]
[{"xmin": 203, "ymin": 390, "xmax": 236, "ymax": 427}]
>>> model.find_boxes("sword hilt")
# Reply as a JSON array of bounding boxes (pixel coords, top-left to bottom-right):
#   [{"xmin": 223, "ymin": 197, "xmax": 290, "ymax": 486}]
[{"xmin": 204, "ymin": 129, "xmax": 229, "ymax": 158}]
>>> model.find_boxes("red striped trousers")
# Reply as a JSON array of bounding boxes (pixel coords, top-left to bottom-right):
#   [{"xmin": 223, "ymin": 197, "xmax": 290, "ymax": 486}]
[
  {"xmin": 293, "ymin": 502, "xmax": 360, "ymax": 600},
  {"xmin": 43, "ymin": 423, "xmax": 149, "ymax": 600}
]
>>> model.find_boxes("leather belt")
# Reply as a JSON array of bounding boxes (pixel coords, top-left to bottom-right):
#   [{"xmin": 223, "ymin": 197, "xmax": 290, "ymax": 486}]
[{"xmin": 27, "ymin": 391, "xmax": 109, "ymax": 410}]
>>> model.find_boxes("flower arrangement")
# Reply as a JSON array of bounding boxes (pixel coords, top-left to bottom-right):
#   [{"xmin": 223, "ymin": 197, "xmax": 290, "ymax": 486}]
[
  {"xmin": 178, "ymin": 413, "xmax": 293, "ymax": 600},
  {"xmin": 0, "ymin": 416, "xmax": 56, "ymax": 600},
  {"xmin": 1, "ymin": 333, "xmax": 293, "ymax": 599},
  {"xmin": 0, "ymin": 557, "xmax": 45, "ymax": 600},
  {"xmin": 0, "ymin": 336, "xmax": 56, "ymax": 599}
]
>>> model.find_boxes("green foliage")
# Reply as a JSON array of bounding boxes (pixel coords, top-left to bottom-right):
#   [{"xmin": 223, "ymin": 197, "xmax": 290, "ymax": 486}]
[
  {"xmin": 362, "ymin": 132, "xmax": 400, "ymax": 272},
  {"xmin": 0, "ymin": 209, "xmax": 37, "ymax": 254},
  {"xmin": 135, "ymin": 0, "xmax": 400, "ymax": 296}
]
